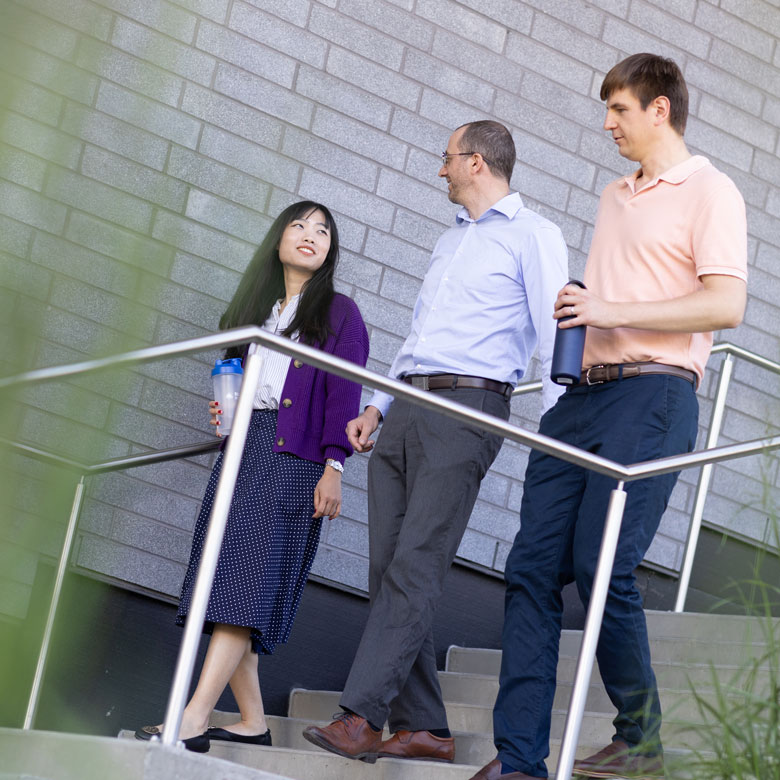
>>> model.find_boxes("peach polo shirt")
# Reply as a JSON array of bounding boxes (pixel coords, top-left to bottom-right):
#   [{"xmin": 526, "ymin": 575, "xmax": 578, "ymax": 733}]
[{"xmin": 582, "ymin": 155, "xmax": 747, "ymax": 384}]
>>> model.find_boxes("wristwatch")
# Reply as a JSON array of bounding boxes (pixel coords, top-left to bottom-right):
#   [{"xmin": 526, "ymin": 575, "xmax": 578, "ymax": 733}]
[{"xmin": 325, "ymin": 458, "xmax": 344, "ymax": 474}]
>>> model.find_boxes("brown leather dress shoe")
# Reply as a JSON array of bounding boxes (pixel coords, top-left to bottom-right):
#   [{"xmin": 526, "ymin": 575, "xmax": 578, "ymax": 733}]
[
  {"xmin": 302, "ymin": 712, "xmax": 382, "ymax": 763},
  {"xmin": 378, "ymin": 729, "xmax": 455, "ymax": 762},
  {"xmin": 468, "ymin": 757, "xmax": 542, "ymax": 779},
  {"xmin": 573, "ymin": 740, "xmax": 664, "ymax": 778}
]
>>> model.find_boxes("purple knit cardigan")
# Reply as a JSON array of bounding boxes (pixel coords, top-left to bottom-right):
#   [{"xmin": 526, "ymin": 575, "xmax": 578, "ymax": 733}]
[{"xmin": 263, "ymin": 293, "xmax": 368, "ymax": 465}]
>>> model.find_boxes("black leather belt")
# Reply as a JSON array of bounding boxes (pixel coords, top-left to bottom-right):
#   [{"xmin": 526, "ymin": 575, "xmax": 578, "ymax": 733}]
[
  {"xmin": 574, "ymin": 362, "xmax": 697, "ymax": 387},
  {"xmin": 403, "ymin": 374, "xmax": 513, "ymax": 399}
]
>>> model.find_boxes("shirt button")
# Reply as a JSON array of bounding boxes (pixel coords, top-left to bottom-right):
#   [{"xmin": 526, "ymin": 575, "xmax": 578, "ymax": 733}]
[
  {"xmin": 421, "ymin": 337, "xmax": 426, "ymax": 342},
  {"xmin": 293, "ymin": 360, "xmax": 303, "ymax": 368},
  {"xmin": 282, "ymin": 398, "xmax": 292, "ymax": 408},
  {"xmin": 277, "ymin": 437, "xmax": 285, "ymax": 446}
]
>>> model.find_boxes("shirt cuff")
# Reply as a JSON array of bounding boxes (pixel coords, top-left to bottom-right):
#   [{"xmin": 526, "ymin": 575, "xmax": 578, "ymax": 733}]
[{"xmin": 368, "ymin": 390, "xmax": 393, "ymax": 420}]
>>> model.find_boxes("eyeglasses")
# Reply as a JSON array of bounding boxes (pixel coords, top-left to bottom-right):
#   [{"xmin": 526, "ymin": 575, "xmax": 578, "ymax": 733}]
[{"xmin": 440, "ymin": 151, "xmax": 493, "ymax": 166}]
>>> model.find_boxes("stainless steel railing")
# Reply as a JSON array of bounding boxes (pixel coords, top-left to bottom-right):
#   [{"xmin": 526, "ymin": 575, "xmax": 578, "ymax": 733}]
[
  {"xmin": 674, "ymin": 343, "xmax": 780, "ymax": 612},
  {"xmin": 3, "ymin": 329, "xmax": 779, "ymax": 779},
  {"xmin": 2, "ymin": 437, "xmax": 223, "ymax": 731}
]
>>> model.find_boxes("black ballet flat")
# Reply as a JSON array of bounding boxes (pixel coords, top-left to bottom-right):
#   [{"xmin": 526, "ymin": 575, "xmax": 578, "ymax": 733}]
[
  {"xmin": 134, "ymin": 724, "xmax": 210, "ymax": 753},
  {"xmin": 181, "ymin": 733, "xmax": 210, "ymax": 753},
  {"xmin": 207, "ymin": 727, "xmax": 272, "ymax": 746}
]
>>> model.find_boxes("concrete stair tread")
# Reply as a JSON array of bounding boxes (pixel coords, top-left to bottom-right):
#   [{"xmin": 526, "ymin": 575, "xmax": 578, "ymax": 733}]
[
  {"xmin": 111, "ymin": 610, "xmax": 774, "ymax": 778},
  {"xmin": 118, "ymin": 731, "xmax": 481, "ymax": 779},
  {"xmin": 127, "ymin": 715, "xmax": 708, "ymax": 774},
  {"xmin": 3, "ymin": 728, "xmax": 294, "ymax": 780},
  {"xmin": 446, "ymin": 639, "xmax": 778, "ymax": 675},
  {"xmin": 205, "ymin": 708, "xmax": 711, "ymax": 754},
  {"xmin": 286, "ymin": 684, "xmax": 749, "ymax": 738},
  {"xmin": 642, "ymin": 609, "xmax": 779, "ymax": 641},
  {"xmin": 445, "ymin": 654, "xmax": 775, "ymax": 696},
  {"xmin": 211, "ymin": 744, "xmax": 480, "ymax": 780}
]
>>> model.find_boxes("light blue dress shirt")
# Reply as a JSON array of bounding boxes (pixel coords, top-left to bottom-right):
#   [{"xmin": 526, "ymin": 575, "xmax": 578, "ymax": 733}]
[{"xmin": 371, "ymin": 192, "xmax": 568, "ymax": 416}]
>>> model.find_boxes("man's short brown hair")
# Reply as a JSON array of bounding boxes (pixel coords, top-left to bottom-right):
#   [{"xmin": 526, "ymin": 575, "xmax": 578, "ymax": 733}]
[
  {"xmin": 457, "ymin": 120, "xmax": 516, "ymax": 183},
  {"xmin": 600, "ymin": 53, "xmax": 689, "ymax": 134}
]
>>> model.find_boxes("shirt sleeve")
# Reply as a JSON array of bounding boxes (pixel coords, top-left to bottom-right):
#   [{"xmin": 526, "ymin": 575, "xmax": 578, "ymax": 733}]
[
  {"xmin": 693, "ymin": 178, "xmax": 748, "ymax": 283},
  {"xmin": 521, "ymin": 224, "xmax": 569, "ymax": 412},
  {"xmin": 368, "ymin": 388, "xmax": 394, "ymax": 419},
  {"xmin": 367, "ymin": 331, "xmax": 411, "ymax": 418}
]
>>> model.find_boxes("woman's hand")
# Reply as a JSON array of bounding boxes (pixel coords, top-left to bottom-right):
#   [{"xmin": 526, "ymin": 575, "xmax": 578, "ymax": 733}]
[
  {"xmin": 209, "ymin": 400, "xmax": 222, "ymax": 437},
  {"xmin": 313, "ymin": 466, "xmax": 342, "ymax": 519}
]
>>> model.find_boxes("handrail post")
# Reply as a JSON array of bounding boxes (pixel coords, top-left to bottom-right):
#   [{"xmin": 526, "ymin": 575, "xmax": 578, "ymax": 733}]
[
  {"xmin": 160, "ymin": 344, "xmax": 262, "ymax": 748},
  {"xmin": 674, "ymin": 352, "xmax": 734, "ymax": 613},
  {"xmin": 556, "ymin": 482, "xmax": 627, "ymax": 780},
  {"xmin": 23, "ymin": 475, "xmax": 86, "ymax": 729}
]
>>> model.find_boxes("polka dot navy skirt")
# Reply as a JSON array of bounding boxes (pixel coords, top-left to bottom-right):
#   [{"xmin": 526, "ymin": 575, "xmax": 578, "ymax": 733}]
[{"xmin": 176, "ymin": 409, "xmax": 324, "ymax": 654}]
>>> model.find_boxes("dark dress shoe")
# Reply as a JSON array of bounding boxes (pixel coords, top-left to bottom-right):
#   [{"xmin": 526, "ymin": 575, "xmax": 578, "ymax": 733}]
[
  {"xmin": 207, "ymin": 727, "xmax": 272, "ymax": 746},
  {"xmin": 134, "ymin": 725, "xmax": 210, "ymax": 753},
  {"xmin": 302, "ymin": 712, "xmax": 382, "ymax": 763},
  {"xmin": 468, "ymin": 757, "xmax": 543, "ymax": 779},
  {"xmin": 573, "ymin": 740, "xmax": 664, "ymax": 778},
  {"xmin": 378, "ymin": 729, "xmax": 454, "ymax": 762},
  {"xmin": 135, "ymin": 725, "xmax": 161, "ymax": 741}
]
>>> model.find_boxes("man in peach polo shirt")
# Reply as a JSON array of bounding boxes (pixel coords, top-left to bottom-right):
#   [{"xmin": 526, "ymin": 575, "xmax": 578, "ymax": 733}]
[{"xmin": 471, "ymin": 55, "xmax": 747, "ymax": 780}]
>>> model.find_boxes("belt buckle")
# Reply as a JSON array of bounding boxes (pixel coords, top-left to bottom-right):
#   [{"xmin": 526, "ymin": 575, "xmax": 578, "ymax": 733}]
[
  {"xmin": 410, "ymin": 375, "xmax": 430, "ymax": 391},
  {"xmin": 585, "ymin": 365, "xmax": 607, "ymax": 386}
]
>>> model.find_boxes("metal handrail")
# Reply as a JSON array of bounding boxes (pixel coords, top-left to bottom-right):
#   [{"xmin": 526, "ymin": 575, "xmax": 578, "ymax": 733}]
[
  {"xmin": 2, "ymin": 438, "xmax": 222, "ymax": 476},
  {"xmin": 673, "ymin": 343, "xmax": 780, "ymax": 611},
  {"xmin": 3, "ymin": 330, "xmax": 779, "ymax": 779}
]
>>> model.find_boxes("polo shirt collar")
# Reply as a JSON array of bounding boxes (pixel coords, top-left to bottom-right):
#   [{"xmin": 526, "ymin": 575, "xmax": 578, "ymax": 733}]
[
  {"xmin": 623, "ymin": 155, "xmax": 710, "ymax": 194},
  {"xmin": 455, "ymin": 191, "xmax": 524, "ymax": 223}
]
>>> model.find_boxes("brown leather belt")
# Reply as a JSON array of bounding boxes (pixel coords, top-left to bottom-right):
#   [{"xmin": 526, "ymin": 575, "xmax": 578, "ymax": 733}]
[
  {"xmin": 403, "ymin": 374, "xmax": 513, "ymax": 399},
  {"xmin": 575, "ymin": 362, "xmax": 697, "ymax": 387}
]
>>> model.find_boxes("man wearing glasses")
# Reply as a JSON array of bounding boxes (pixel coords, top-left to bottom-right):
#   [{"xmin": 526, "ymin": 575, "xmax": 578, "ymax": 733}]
[{"xmin": 303, "ymin": 120, "xmax": 568, "ymax": 763}]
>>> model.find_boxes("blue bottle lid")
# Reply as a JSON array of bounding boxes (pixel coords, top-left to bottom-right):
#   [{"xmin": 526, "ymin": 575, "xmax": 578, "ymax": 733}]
[{"xmin": 212, "ymin": 357, "xmax": 244, "ymax": 377}]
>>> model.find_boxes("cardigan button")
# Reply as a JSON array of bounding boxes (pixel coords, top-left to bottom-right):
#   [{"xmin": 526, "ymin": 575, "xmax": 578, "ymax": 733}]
[
  {"xmin": 277, "ymin": 437, "xmax": 285, "ymax": 447},
  {"xmin": 293, "ymin": 360, "xmax": 303, "ymax": 368},
  {"xmin": 282, "ymin": 398, "xmax": 292, "ymax": 408}
]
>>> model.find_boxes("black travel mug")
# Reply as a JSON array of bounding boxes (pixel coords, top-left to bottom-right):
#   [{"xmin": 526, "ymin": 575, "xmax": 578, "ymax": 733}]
[{"xmin": 551, "ymin": 280, "xmax": 587, "ymax": 386}]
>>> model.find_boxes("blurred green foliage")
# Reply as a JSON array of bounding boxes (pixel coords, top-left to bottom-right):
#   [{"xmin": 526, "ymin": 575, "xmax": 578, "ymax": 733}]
[{"xmin": 0, "ymin": 0, "xmax": 165, "ymax": 733}]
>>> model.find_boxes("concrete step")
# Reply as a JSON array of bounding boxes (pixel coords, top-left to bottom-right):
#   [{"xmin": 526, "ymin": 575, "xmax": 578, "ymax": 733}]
[
  {"xmin": 207, "ymin": 714, "xmax": 509, "ymax": 767},
  {"xmin": 131, "ymin": 716, "xmax": 597, "ymax": 769},
  {"xmin": 119, "ymin": 730, "xmax": 481, "ymax": 780},
  {"xmin": 445, "ymin": 610, "xmax": 780, "ymax": 674},
  {"xmin": 1, "ymin": 727, "xmax": 292, "ymax": 780},
  {"xmin": 205, "ymin": 747, "xmax": 481, "ymax": 780},
  {"xmin": 446, "ymin": 647, "xmax": 773, "ymax": 696},
  {"xmin": 446, "ymin": 634, "xmax": 775, "ymax": 676},
  {"xmin": 287, "ymin": 681, "xmax": 613, "ymax": 723},
  {"xmin": 643, "ymin": 609, "xmax": 778, "ymax": 642},
  {"xmin": 289, "ymin": 675, "xmax": 741, "ymax": 725},
  {"xmin": 123, "ymin": 715, "xmax": 702, "ymax": 775},
  {"xmin": 126, "ymin": 717, "xmax": 486, "ymax": 764},
  {"xmin": 286, "ymin": 687, "xmax": 724, "ymax": 746}
]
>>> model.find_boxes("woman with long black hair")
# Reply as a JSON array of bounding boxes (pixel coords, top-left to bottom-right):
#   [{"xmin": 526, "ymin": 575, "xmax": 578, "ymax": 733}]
[{"xmin": 136, "ymin": 201, "xmax": 369, "ymax": 752}]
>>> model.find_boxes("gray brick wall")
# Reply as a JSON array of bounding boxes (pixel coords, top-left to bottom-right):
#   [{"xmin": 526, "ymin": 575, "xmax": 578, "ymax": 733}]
[{"xmin": 1, "ymin": 0, "xmax": 779, "ymax": 616}]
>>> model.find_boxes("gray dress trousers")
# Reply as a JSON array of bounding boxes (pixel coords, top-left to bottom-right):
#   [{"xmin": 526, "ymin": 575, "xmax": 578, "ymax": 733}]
[{"xmin": 339, "ymin": 385, "xmax": 509, "ymax": 731}]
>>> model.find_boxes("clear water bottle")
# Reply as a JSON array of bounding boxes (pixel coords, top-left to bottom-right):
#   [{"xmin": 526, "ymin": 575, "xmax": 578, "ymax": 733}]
[
  {"xmin": 211, "ymin": 358, "xmax": 244, "ymax": 435},
  {"xmin": 551, "ymin": 280, "xmax": 587, "ymax": 386}
]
